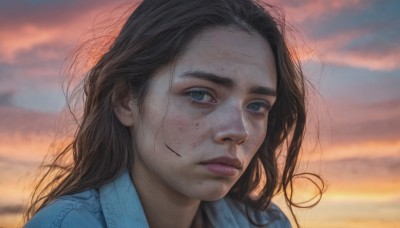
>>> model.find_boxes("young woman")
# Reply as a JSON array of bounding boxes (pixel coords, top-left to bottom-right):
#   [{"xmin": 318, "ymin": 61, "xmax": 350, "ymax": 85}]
[{"xmin": 25, "ymin": 0, "xmax": 323, "ymax": 227}]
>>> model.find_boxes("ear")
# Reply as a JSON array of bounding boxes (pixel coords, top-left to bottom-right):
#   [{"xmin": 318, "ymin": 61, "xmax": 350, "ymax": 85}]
[{"xmin": 112, "ymin": 92, "xmax": 138, "ymax": 127}]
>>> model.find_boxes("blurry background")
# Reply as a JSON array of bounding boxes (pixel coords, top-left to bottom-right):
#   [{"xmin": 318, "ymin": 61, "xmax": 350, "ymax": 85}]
[{"xmin": 0, "ymin": 0, "xmax": 399, "ymax": 227}]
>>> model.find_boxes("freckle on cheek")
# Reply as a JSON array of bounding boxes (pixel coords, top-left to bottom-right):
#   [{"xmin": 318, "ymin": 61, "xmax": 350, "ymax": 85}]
[{"xmin": 192, "ymin": 142, "xmax": 197, "ymax": 150}]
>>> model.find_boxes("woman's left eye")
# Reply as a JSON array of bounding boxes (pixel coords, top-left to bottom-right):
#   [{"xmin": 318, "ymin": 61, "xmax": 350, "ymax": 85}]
[{"xmin": 247, "ymin": 102, "xmax": 270, "ymax": 114}]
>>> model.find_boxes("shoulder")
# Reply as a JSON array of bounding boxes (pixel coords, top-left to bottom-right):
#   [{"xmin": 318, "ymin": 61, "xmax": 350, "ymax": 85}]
[
  {"xmin": 205, "ymin": 197, "xmax": 291, "ymax": 228},
  {"xmin": 25, "ymin": 189, "xmax": 106, "ymax": 228}
]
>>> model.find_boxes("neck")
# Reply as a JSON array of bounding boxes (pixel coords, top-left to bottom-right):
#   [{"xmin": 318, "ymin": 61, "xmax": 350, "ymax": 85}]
[{"xmin": 131, "ymin": 165, "xmax": 202, "ymax": 228}]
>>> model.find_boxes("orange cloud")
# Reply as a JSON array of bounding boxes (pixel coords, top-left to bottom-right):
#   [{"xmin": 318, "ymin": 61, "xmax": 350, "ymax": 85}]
[
  {"xmin": 319, "ymin": 139, "xmax": 400, "ymax": 161},
  {"xmin": 327, "ymin": 180, "xmax": 400, "ymax": 202},
  {"xmin": 0, "ymin": 134, "xmax": 53, "ymax": 163}
]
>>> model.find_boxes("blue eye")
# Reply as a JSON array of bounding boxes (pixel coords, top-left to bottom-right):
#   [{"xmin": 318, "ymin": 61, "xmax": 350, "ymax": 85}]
[
  {"xmin": 186, "ymin": 90, "xmax": 215, "ymax": 103},
  {"xmin": 247, "ymin": 102, "xmax": 270, "ymax": 113},
  {"xmin": 189, "ymin": 91, "xmax": 206, "ymax": 100}
]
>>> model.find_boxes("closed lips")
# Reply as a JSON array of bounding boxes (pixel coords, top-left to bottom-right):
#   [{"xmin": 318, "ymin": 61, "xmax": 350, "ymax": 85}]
[{"xmin": 200, "ymin": 156, "xmax": 243, "ymax": 169}]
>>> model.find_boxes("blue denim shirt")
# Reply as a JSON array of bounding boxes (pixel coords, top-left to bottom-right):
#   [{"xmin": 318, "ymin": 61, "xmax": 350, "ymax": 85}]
[{"xmin": 25, "ymin": 171, "xmax": 291, "ymax": 227}]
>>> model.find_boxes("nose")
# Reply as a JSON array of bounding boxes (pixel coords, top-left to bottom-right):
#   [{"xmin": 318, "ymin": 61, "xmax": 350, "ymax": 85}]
[{"xmin": 213, "ymin": 107, "xmax": 249, "ymax": 145}]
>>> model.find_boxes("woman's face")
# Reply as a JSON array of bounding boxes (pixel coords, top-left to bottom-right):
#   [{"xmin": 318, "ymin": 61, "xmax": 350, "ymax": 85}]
[{"xmin": 129, "ymin": 26, "xmax": 277, "ymax": 201}]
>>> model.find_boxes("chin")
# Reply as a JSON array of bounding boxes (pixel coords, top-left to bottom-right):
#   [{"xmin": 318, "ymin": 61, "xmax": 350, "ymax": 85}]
[{"xmin": 191, "ymin": 184, "xmax": 233, "ymax": 201}]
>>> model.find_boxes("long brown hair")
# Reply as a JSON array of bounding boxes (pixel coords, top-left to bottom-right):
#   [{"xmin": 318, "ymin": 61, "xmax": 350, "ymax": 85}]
[{"xmin": 25, "ymin": 0, "xmax": 324, "ymax": 226}]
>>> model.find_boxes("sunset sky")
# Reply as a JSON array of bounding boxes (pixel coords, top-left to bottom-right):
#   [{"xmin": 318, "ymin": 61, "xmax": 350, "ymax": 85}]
[{"xmin": 1, "ymin": 0, "xmax": 399, "ymax": 227}]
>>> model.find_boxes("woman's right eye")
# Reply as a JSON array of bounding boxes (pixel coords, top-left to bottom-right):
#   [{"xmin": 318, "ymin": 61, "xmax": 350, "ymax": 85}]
[{"xmin": 185, "ymin": 90, "xmax": 216, "ymax": 103}]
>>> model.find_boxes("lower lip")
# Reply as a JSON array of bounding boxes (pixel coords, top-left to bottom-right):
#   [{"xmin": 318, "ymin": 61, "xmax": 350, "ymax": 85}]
[{"xmin": 202, "ymin": 163, "xmax": 239, "ymax": 177}]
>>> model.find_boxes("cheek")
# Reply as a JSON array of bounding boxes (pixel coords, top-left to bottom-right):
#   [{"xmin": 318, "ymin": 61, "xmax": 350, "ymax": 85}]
[
  {"xmin": 255, "ymin": 127, "xmax": 267, "ymax": 146},
  {"xmin": 246, "ymin": 123, "xmax": 268, "ymax": 155},
  {"xmin": 162, "ymin": 111, "xmax": 210, "ymax": 152}
]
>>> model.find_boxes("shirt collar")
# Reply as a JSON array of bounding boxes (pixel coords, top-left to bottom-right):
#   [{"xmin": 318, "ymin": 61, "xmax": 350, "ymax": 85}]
[
  {"xmin": 98, "ymin": 170, "xmax": 272, "ymax": 228},
  {"xmin": 99, "ymin": 171, "xmax": 149, "ymax": 228}
]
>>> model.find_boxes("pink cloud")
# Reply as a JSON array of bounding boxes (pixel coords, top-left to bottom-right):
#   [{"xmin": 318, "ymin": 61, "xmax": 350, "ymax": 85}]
[
  {"xmin": 0, "ymin": 106, "xmax": 58, "ymax": 135},
  {"xmin": 0, "ymin": 26, "xmax": 60, "ymax": 63},
  {"xmin": 326, "ymin": 50, "xmax": 400, "ymax": 71},
  {"xmin": 0, "ymin": 106, "xmax": 73, "ymax": 162},
  {"xmin": 314, "ymin": 98, "xmax": 400, "ymax": 147},
  {"xmin": 307, "ymin": 31, "xmax": 400, "ymax": 71},
  {"xmin": 267, "ymin": 1, "xmax": 400, "ymax": 71},
  {"xmin": 271, "ymin": 0, "xmax": 367, "ymax": 24},
  {"xmin": 0, "ymin": 0, "xmax": 130, "ymax": 63},
  {"xmin": 0, "ymin": 1, "xmax": 132, "ymax": 112}
]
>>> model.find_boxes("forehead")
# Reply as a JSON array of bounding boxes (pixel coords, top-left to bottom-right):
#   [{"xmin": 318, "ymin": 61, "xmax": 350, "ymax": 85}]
[{"xmin": 172, "ymin": 26, "xmax": 277, "ymax": 88}]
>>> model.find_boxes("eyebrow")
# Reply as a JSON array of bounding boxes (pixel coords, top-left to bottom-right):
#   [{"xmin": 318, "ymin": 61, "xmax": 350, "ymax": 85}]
[
  {"xmin": 181, "ymin": 70, "xmax": 276, "ymax": 96},
  {"xmin": 181, "ymin": 70, "xmax": 234, "ymax": 89},
  {"xmin": 249, "ymin": 86, "xmax": 277, "ymax": 97}
]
